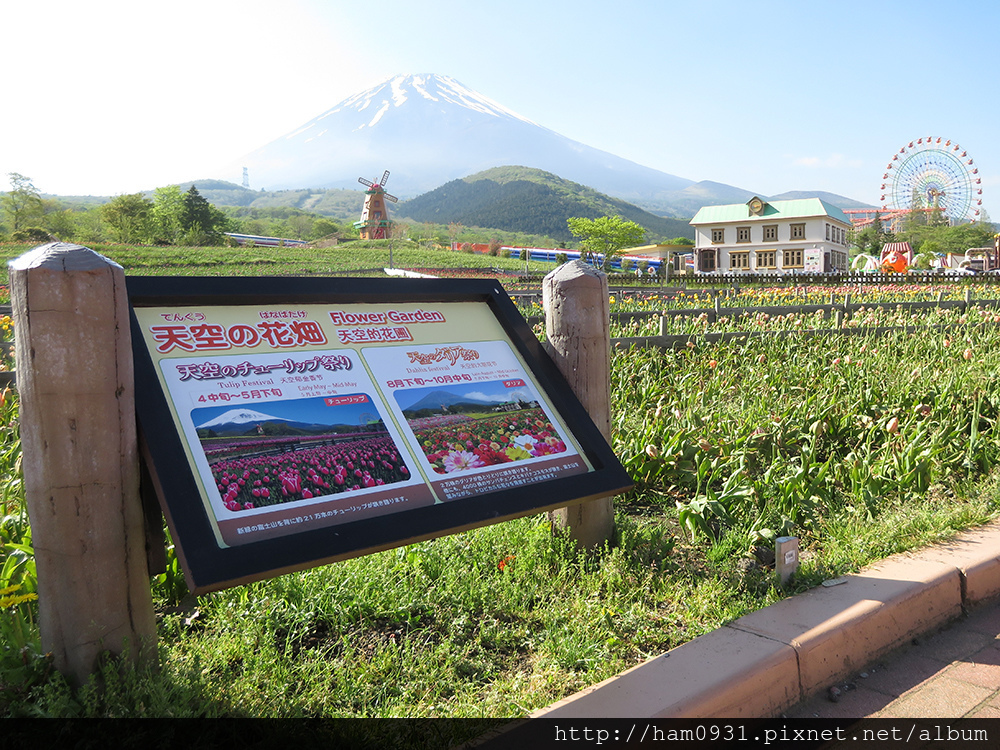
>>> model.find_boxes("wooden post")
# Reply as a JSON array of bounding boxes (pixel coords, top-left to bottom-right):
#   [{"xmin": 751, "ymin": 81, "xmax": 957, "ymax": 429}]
[
  {"xmin": 10, "ymin": 243, "xmax": 157, "ymax": 685},
  {"xmin": 543, "ymin": 260, "xmax": 615, "ymax": 548}
]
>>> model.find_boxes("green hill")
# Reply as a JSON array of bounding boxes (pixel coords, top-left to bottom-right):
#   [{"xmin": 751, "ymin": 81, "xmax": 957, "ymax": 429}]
[
  {"xmin": 179, "ymin": 180, "xmax": 365, "ymax": 221},
  {"xmin": 393, "ymin": 167, "xmax": 694, "ymax": 242}
]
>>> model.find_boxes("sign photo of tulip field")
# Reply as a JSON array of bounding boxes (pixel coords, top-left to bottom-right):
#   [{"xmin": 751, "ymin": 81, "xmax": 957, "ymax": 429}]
[
  {"xmin": 152, "ymin": 345, "xmax": 436, "ymax": 552},
  {"xmin": 127, "ymin": 276, "xmax": 632, "ymax": 593},
  {"xmin": 193, "ymin": 395, "xmax": 414, "ymax": 511}
]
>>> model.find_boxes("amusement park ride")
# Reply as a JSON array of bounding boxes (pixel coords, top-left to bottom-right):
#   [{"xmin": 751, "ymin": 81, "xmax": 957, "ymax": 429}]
[
  {"xmin": 843, "ymin": 137, "xmax": 995, "ymax": 273},
  {"xmin": 354, "ymin": 170, "xmax": 398, "ymax": 240},
  {"xmin": 845, "ymin": 137, "xmax": 984, "ymax": 232}
]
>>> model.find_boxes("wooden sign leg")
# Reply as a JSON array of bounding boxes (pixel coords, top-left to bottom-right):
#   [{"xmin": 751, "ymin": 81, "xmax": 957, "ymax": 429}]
[
  {"xmin": 10, "ymin": 243, "xmax": 157, "ymax": 685},
  {"xmin": 543, "ymin": 260, "xmax": 615, "ymax": 548}
]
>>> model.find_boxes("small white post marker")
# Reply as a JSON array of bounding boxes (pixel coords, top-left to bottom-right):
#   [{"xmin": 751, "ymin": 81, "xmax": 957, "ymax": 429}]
[{"xmin": 775, "ymin": 536, "xmax": 800, "ymax": 584}]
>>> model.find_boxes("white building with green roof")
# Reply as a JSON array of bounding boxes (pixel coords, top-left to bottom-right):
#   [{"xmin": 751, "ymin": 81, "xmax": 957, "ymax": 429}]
[{"xmin": 689, "ymin": 197, "xmax": 851, "ymax": 275}]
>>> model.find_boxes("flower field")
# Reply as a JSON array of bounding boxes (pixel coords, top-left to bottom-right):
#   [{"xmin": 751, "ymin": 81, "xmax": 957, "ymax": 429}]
[
  {"xmin": 409, "ymin": 408, "xmax": 568, "ymax": 474},
  {"xmin": 611, "ymin": 321, "xmax": 1000, "ymax": 546},
  {"xmin": 208, "ymin": 435, "xmax": 411, "ymax": 511},
  {"xmin": 514, "ymin": 282, "xmax": 992, "ymax": 320},
  {"xmin": 5, "ymin": 247, "xmax": 1000, "ymax": 721},
  {"xmin": 611, "ymin": 303, "xmax": 1000, "ymax": 338},
  {"xmin": 609, "ymin": 283, "xmax": 989, "ymax": 311}
]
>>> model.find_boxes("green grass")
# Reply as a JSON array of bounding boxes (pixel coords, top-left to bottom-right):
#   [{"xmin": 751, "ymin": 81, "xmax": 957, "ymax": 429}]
[
  {"xmin": 2, "ymin": 244, "xmax": 1000, "ymax": 724},
  {"xmin": 0, "ymin": 240, "xmax": 557, "ymax": 288}
]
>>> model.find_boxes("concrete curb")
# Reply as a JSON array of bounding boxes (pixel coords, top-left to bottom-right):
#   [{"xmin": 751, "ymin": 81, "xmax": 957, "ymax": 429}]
[{"xmin": 531, "ymin": 520, "xmax": 1000, "ymax": 719}]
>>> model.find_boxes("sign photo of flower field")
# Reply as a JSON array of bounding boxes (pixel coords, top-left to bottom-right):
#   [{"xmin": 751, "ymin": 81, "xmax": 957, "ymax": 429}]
[
  {"xmin": 191, "ymin": 394, "xmax": 412, "ymax": 512},
  {"xmin": 394, "ymin": 379, "xmax": 569, "ymax": 475}
]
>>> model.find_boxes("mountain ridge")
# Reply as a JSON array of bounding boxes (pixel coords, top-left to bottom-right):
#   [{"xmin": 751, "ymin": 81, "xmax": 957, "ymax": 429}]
[
  {"xmin": 393, "ymin": 167, "xmax": 695, "ymax": 242},
  {"xmin": 222, "ymin": 73, "xmax": 696, "ymax": 201}
]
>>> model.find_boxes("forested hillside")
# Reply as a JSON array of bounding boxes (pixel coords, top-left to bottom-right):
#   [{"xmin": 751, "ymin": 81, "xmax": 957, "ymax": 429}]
[{"xmin": 394, "ymin": 167, "xmax": 693, "ymax": 242}]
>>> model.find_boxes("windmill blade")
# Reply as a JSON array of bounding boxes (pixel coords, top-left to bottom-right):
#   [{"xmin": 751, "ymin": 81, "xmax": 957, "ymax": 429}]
[
  {"xmin": 358, "ymin": 177, "xmax": 375, "ymax": 188},
  {"xmin": 380, "ymin": 170, "xmax": 390, "ymax": 187},
  {"xmin": 384, "ymin": 193, "xmax": 399, "ymax": 203}
]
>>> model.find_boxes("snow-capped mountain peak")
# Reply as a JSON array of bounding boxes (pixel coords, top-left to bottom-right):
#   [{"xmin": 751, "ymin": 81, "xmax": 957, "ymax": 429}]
[
  {"xmin": 225, "ymin": 72, "xmax": 693, "ymax": 199},
  {"xmin": 329, "ymin": 74, "xmax": 538, "ymax": 131},
  {"xmin": 197, "ymin": 409, "xmax": 290, "ymax": 429}
]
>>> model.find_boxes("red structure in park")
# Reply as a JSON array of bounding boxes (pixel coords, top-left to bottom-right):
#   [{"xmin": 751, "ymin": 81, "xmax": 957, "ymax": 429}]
[{"xmin": 354, "ymin": 170, "xmax": 398, "ymax": 240}]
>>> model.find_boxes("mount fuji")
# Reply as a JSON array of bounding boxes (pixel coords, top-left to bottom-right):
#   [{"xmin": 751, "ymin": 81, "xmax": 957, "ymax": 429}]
[
  {"xmin": 196, "ymin": 408, "xmax": 291, "ymax": 430},
  {"xmin": 224, "ymin": 74, "xmax": 695, "ymax": 202}
]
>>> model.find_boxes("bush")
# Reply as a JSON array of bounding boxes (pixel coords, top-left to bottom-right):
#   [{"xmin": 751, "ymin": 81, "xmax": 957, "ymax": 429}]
[
  {"xmin": 460, "ymin": 243, "xmax": 474, "ymax": 254},
  {"xmin": 519, "ymin": 248, "xmax": 528, "ymax": 261},
  {"xmin": 11, "ymin": 227, "xmax": 50, "ymax": 243},
  {"xmin": 556, "ymin": 252, "xmax": 568, "ymax": 265},
  {"xmin": 621, "ymin": 258, "xmax": 633, "ymax": 272},
  {"xmin": 181, "ymin": 229, "xmax": 224, "ymax": 247},
  {"xmin": 500, "ymin": 248, "xmax": 511, "ymax": 259}
]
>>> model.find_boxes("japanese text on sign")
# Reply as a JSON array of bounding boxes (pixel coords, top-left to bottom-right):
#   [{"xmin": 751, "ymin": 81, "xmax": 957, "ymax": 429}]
[
  {"xmin": 175, "ymin": 354, "xmax": 352, "ymax": 381},
  {"xmin": 151, "ymin": 320, "xmax": 328, "ymax": 353}
]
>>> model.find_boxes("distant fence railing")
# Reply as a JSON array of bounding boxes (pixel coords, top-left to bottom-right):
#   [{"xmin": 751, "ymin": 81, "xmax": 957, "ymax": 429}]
[
  {"xmin": 611, "ymin": 321, "xmax": 1000, "ymax": 352},
  {"xmin": 520, "ymin": 292, "xmax": 1000, "ymax": 351},
  {"xmin": 678, "ymin": 271, "xmax": 993, "ymax": 287},
  {"xmin": 523, "ymin": 292, "xmax": 996, "ymax": 327}
]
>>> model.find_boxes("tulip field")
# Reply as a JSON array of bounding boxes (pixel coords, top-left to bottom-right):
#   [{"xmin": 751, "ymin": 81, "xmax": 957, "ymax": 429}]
[
  {"xmin": 207, "ymin": 435, "xmax": 412, "ymax": 510},
  {"xmin": 611, "ymin": 325, "xmax": 1000, "ymax": 547},
  {"xmin": 2, "ymin": 245, "xmax": 1000, "ymax": 726}
]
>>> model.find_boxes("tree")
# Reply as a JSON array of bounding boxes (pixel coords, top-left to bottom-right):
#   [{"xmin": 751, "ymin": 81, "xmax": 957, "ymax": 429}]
[
  {"xmin": 448, "ymin": 222, "xmax": 463, "ymax": 250},
  {"xmin": 2, "ymin": 173, "xmax": 43, "ymax": 233},
  {"xmin": 152, "ymin": 186, "xmax": 185, "ymax": 244},
  {"xmin": 849, "ymin": 213, "xmax": 894, "ymax": 256},
  {"xmin": 180, "ymin": 186, "xmax": 228, "ymax": 244},
  {"xmin": 311, "ymin": 218, "xmax": 341, "ymax": 240},
  {"xmin": 566, "ymin": 215, "xmax": 646, "ymax": 272},
  {"xmin": 100, "ymin": 193, "xmax": 154, "ymax": 244},
  {"xmin": 286, "ymin": 213, "xmax": 313, "ymax": 239}
]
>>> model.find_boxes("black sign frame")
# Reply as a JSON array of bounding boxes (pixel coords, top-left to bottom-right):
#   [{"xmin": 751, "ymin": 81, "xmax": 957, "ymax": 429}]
[{"xmin": 128, "ymin": 275, "xmax": 633, "ymax": 593}]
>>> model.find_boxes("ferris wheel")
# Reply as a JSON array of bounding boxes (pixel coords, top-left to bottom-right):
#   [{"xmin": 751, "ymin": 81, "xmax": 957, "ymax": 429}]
[{"xmin": 880, "ymin": 137, "xmax": 983, "ymax": 223}]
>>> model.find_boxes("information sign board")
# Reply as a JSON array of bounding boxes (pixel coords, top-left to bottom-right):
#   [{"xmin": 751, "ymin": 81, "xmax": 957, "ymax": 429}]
[
  {"xmin": 804, "ymin": 248, "xmax": 824, "ymax": 273},
  {"xmin": 128, "ymin": 276, "xmax": 633, "ymax": 593}
]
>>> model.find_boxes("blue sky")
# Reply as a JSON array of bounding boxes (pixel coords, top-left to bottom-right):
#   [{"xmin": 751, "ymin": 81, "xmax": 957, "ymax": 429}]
[{"xmin": 3, "ymin": 0, "xmax": 995, "ymax": 215}]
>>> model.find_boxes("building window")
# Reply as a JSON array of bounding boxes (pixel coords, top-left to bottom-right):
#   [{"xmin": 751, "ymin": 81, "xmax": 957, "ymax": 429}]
[
  {"xmin": 737, "ymin": 226, "xmax": 751, "ymax": 243},
  {"xmin": 783, "ymin": 249, "xmax": 803, "ymax": 268},
  {"xmin": 711, "ymin": 228, "xmax": 725, "ymax": 244},
  {"xmin": 826, "ymin": 224, "xmax": 831, "ymax": 240},
  {"xmin": 699, "ymin": 249, "xmax": 716, "ymax": 272},
  {"xmin": 730, "ymin": 252, "xmax": 749, "ymax": 270},
  {"xmin": 790, "ymin": 223, "xmax": 806, "ymax": 240},
  {"xmin": 756, "ymin": 250, "xmax": 776, "ymax": 268},
  {"xmin": 763, "ymin": 225, "xmax": 777, "ymax": 241}
]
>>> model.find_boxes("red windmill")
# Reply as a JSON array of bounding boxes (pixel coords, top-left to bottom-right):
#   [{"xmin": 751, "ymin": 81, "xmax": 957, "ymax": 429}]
[{"xmin": 354, "ymin": 170, "xmax": 398, "ymax": 240}]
